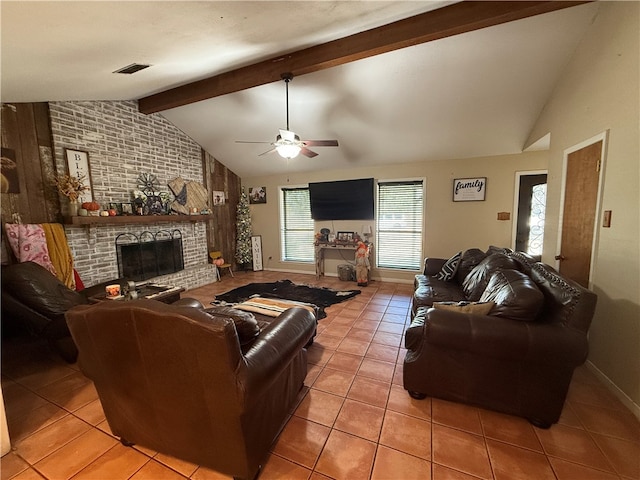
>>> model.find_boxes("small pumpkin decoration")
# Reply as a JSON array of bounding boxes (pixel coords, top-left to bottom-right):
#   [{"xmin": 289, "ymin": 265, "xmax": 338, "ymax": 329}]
[
  {"xmin": 81, "ymin": 201, "xmax": 100, "ymax": 211},
  {"xmin": 214, "ymin": 258, "xmax": 225, "ymax": 266}
]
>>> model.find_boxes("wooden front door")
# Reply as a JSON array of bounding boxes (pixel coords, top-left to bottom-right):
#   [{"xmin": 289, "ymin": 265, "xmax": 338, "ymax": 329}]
[{"xmin": 557, "ymin": 139, "xmax": 603, "ymax": 287}]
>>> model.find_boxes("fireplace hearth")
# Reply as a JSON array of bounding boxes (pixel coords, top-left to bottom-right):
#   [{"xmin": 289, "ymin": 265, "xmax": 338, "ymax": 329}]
[{"xmin": 116, "ymin": 230, "xmax": 184, "ymax": 281}]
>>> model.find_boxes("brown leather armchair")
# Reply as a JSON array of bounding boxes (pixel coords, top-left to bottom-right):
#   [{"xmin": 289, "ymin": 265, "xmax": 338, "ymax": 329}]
[
  {"xmin": 1, "ymin": 261, "xmax": 123, "ymax": 362},
  {"xmin": 65, "ymin": 299, "xmax": 316, "ymax": 480}
]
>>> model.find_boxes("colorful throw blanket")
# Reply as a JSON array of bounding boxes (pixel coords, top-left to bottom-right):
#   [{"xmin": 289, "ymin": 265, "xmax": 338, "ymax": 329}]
[
  {"xmin": 233, "ymin": 296, "xmax": 316, "ymax": 318},
  {"xmin": 42, "ymin": 223, "xmax": 75, "ymax": 289}
]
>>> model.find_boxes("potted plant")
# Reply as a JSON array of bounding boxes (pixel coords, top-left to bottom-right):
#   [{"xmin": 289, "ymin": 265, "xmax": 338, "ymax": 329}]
[{"xmin": 81, "ymin": 201, "xmax": 101, "ymax": 216}]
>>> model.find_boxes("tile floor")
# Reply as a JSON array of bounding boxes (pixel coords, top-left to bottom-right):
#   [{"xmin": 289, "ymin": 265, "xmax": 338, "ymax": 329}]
[{"xmin": 2, "ymin": 270, "xmax": 639, "ymax": 480}]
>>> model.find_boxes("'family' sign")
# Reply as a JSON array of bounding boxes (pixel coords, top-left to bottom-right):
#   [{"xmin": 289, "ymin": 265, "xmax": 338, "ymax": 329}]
[{"xmin": 453, "ymin": 177, "xmax": 486, "ymax": 202}]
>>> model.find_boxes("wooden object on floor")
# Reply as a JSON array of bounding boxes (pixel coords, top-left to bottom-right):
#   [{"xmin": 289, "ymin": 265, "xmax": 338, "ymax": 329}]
[{"xmin": 210, "ymin": 251, "xmax": 234, "ymax": 280}]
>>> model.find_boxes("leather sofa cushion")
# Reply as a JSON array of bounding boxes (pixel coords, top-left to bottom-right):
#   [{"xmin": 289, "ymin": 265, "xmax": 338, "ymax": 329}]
[
  {"xmin": 461, "ymin": 253, "xmax": 520, "ymax": 301},
  {"xmin": 413, "ymin": 275, "xmax": 465, "ymax": 308},
  {"xmin": 204, "ymin": 305, "xmax": 260, "ymax": 345},
  {"xmin": 454, "ymin": 249, "xmax": 487, "ymax": 284},
  {"xmin": 480, "ymin": 269, "xmax": 544, "ymax": 322}
]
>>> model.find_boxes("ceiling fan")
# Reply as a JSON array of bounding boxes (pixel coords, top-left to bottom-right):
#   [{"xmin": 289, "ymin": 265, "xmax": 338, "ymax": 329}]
[{"xmin": 236, "ymin": 73, "xmax": 339, "ymax": 159}]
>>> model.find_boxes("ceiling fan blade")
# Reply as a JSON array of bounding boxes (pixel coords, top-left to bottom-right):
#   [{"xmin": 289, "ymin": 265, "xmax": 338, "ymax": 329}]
[
  {"xmin": 236, "ymin": 140, "xmax": 271, "ymax": 144},
  {"xmin": 279, "ymin": 129, "xmax": 297, "ymax": 142},
  {"xmin": 258, "ymin": 148, "xmax": 277, "ymax": 156},
  {"xmin": 303, "ymin": 140, "xmax": 339, "ymax": 147},
  {"xmin": 300, "ymin": 147, "xmax": 318, "ymax": 158}
]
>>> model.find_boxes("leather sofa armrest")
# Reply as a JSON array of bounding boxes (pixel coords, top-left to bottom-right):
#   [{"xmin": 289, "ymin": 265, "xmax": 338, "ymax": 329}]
[
  {"xmin": 242, "ymin": 307, "xmax": 316, "ymax": 397},
  {"xmin": 423, "ymin": 258, "xmax": 447, "ymax": 276},
  {"xmin": 421, "ymin": 309, "xmax": 588, "ymax": 365}
]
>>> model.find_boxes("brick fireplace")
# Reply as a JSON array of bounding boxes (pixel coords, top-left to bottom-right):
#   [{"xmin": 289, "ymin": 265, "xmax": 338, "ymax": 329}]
[{"xmin": 48, "ymin": 100, "xmax": 217, "ymax": 289}]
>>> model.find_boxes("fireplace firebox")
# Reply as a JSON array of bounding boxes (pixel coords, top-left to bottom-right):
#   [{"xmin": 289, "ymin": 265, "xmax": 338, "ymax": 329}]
[{"xmin": 116, "ymin": 230, "xmax": 184, "ymax": 281}]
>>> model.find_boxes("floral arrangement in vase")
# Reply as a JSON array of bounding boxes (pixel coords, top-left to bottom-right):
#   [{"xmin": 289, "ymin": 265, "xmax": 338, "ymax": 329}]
[
  {"xmin": 53, "ymin": 173, "xmax": 89, "ymax": 202},
  {"xmin": 53, "ymin": 174, "xmax": 90, "ymax": 215}
]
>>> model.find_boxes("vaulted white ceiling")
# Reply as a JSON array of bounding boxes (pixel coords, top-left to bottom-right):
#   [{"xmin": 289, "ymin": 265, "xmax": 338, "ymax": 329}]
[{"xmin": 1, "ymin": 1, "xmax": 600, "ymax": 177}]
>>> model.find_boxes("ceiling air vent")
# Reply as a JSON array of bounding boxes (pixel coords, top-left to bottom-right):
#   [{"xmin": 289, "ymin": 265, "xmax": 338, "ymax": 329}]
[{"xmin": 113, "ymin": 63, "xmax": 151, "ymax": 75}]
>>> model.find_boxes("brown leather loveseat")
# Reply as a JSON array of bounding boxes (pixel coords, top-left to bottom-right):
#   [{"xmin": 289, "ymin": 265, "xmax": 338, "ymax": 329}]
[
  {"xmin": 66, "ymin": 299, "xmax": 316, "ymax": 480},
  {"xmin": 404, "ymin": 247, "xmax": 597, "ymax": 428}
]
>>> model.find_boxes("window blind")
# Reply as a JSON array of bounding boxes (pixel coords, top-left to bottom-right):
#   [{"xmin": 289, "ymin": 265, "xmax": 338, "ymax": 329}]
[
  {"xmin": 281, "ymin": 187, "xmax": 314, "ymax": 262},
  {"xmin": 376, "ymin": 180, "xmax": 424, "ymax": 270}
]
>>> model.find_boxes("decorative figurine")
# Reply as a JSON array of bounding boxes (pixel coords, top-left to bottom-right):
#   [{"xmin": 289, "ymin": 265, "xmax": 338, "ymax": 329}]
[{"xmin": 354, "ymin": 241, "xmax": 370, "ymax": 287}]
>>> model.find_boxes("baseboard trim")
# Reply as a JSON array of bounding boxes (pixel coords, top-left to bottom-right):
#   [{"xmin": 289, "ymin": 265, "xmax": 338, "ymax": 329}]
[{"xmin": 585, "ymin": 360, "xmax": 640, "ymax": 421}]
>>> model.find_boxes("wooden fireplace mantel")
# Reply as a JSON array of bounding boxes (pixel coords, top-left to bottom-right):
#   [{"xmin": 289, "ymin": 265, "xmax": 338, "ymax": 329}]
[{"xmin": 64, "ymin": 214, "xmax": 214, "ymax": 226}]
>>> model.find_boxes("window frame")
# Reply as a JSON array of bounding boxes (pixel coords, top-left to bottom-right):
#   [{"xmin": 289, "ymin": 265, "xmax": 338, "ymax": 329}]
[
  {"xmin": 278, "ymin": 184, "xmax": 315, "ymax": 263},
  {"xmin": 375, "ymin": 178, "xmax": 426, "ymax": 271}
]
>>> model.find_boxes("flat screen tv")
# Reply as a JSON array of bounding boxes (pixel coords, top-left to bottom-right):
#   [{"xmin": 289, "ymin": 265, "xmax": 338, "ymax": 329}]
[{"xmin": 309, "ymin": 178, "xmax": 375, "ymax": 220}]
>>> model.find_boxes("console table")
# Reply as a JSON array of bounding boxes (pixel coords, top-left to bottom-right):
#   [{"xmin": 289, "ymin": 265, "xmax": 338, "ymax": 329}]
[{"xmin": 314, "ymin": 243, "xmax": 373, "ymax": 278}]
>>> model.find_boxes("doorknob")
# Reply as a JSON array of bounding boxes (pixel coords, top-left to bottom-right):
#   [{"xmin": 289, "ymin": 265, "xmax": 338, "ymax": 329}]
[{"xmin": 555, "ymin": 255, "xmax": 566, "ymax": 261}]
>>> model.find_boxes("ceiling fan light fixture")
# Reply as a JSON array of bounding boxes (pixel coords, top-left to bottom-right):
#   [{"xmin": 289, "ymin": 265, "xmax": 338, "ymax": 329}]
[{"xmin": 276, "ymin": 144, "xmax": 301, "ymax": 159}]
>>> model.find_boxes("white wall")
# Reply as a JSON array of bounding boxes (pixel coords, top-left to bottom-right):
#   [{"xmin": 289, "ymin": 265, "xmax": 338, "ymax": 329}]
[
  {"xmin": 243, "ymin": 150, "xmax": 547, "ymax": 283},
  {"xmin": 526, "ymin": 2, "xmax": 639, "ymax": 412}
]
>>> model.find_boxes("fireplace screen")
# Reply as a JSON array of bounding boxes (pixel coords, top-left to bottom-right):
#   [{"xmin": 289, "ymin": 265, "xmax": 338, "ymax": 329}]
[{"xmin": 116, "ymin": 230, "xmax": 184, "ymax": 281}]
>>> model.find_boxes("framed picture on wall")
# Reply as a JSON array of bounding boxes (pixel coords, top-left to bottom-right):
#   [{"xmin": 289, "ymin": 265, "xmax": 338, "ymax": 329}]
[
  {"xmin": 249, "ymin": 187, "xmax": 266, "ymax": 204},
  {"xmin": 453, "ymin": 177, "xmax": 486, "ymax": 202},
  {"xmin": 64, "ymin": 148, "xmax": 93, "ymax": 204},
  {"xmin": 213, "ymin": 191, "xmax": 225, "ymax": 206}
]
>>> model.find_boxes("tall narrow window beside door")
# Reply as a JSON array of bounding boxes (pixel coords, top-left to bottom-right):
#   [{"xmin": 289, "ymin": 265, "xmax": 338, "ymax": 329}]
[
  {"xmin": 376, "ymin": 180, "xmax": 424, "ymax": 270},
  {"xmin": 515, "ymin": 172, "xmax": 547, "ymax": 257},
  {"xmin": 280, "ymin": 187, "xmax": 314, "ymax": 262}
]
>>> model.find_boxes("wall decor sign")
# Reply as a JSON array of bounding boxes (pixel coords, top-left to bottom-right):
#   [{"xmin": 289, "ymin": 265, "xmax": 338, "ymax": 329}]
[
  {"xmin": 251, "ymin": 235, "xmax": 263, "ymax": 271},
  {"xmin": 64, "ymin": 148, "xmax": 93, "ymax": 203},
  {"xmin": 453, "ymin": 177, "xmax": 486, "ymax": 202}
]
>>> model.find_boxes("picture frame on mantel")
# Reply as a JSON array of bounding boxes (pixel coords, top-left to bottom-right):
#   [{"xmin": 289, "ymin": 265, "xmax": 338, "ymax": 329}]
[
  {"xmin": 64, "ymin": 148, "xmax": 93, "ymax": 204},
  {"xmin": 453, "ymin": 177, "xmax": 486, "ymax": 202}
]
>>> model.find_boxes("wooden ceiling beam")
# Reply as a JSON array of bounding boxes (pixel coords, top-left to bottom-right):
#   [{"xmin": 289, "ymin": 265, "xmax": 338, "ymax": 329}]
[{"xmin": 138, "ymin": 1, "xmax": 589, "ymax": 114}]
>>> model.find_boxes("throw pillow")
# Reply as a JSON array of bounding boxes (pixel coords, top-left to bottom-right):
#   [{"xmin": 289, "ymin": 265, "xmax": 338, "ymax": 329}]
[
  {"xmin": 204, "ymin": 305, "xmax": 260, "ymax": 345},
  {"xmin": 436, "ymin": 251, "xmax": 462, "ymax": 281},
  {"xmin": 433, "ymin": 301, "xmax": 495, "ymax": 315}
]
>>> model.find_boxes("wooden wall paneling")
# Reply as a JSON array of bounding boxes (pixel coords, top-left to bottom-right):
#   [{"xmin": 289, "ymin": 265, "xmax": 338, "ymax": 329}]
[
  {"xmin": 1, "ymin": 104, "xmax": 29, "ymax": 223},
  {"xmin": 33, "ymin": 102, "xmax": 60, "ymax": 221},
  {"xmin": 16, "ymin": 104, "xmax": 49, "ymax": 223},
  {"xmin": 202, "ymin": 149, "xmax": 215, "ymax": 256},
  {"xmin": 202, "ymin": 151, "xmax": 241, "ymax": 271},
  {"xmin": 1, "ymin": 103, "xmax": 60, "ymax": 263},
  {"xmin": 213, "ymin": 158, "xmax": 239, "ymax": 269}
]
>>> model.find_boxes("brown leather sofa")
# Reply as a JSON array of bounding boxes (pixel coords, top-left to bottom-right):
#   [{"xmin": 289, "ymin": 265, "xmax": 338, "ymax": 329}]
[
  {"xmin": 1, "ymin": 261, "xmax": 123, "ymax": 362},
  {"xmin": 65, "ymin": 299, "xmax": 316, "ymax": 480},
  {"xmin": 404, "ymin": 248, "xmax": 597, "ymax": 428}
]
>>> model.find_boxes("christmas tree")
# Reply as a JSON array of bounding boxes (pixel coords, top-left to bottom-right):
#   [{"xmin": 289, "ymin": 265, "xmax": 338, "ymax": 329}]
[{"xmin": 235, "ymin": 190, "xmax": 252, "ymax": 268}]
